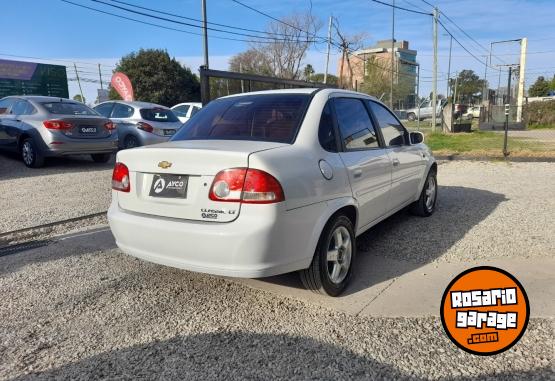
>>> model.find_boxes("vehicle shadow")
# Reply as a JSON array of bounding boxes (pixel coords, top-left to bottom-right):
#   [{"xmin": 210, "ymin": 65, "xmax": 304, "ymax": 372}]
[
  {"xmin": 7, "ymin": 331, "xmax": 550, "ymax": 380},
  {"xmin": 261, "ymin": 185, "xmax": 508, "ymax": 297},
  {"xmin": 0, "ymin": 151, "xmax": 114, "ymax": 181}
]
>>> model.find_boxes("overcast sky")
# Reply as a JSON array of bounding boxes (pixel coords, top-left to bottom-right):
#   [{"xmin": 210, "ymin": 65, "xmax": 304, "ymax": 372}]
[{"xmin": 4, "ymin": 0, "xmax": 555, "ymax": 103}]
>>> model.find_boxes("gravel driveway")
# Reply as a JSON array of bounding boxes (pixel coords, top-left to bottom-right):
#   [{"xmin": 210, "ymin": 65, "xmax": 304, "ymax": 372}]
[
  {"xmin": 0, "ymin": 153, "xmax": 112, "ymax": 233},
  {"xmin": 0, "ymin": 243, "xmax": 552, "ymax": 380}
]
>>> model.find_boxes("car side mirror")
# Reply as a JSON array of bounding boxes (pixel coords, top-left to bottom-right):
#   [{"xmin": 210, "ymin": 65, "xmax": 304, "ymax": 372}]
[{"xmin": 410, "ymin": 131, "xmax": 424, "ymax": 144}]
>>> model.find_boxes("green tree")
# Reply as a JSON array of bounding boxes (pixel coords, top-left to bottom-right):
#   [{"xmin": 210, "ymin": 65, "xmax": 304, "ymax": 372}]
[
  {"xmin": 109, "ymin": 49, "xmax": 200, "ymax": 106},
  {"xmin": 72, "ymin": 94, "xmax": 85, "ymax": 103},
  {"xmin": 359, "ymin": 56, "xmax": 413, "ymax": 106},
  {"xmin": 528, "ymin": 76, "xmax": 551, "ymax": 97},
  {"xmin": 229, "ymin": 49, "xmax": 273, "ymax": 76},
  {"xmin": 303, "ymin": 64, "xmax": 315, "ymax": 81},
  {"xmin": 310, "ymin": 73, "xmax": 338, "ymax": 85},
  {"xmin": 448, "ymin": 70, "xmax": 486, "ymax": 104}
]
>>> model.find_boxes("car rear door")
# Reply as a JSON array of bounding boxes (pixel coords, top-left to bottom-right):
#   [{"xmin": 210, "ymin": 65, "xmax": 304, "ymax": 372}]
[
  {"xmin": 332, "ymin": 96, "xmax": 391, "ymax": 229},
  {"xmin": 368, "ymin": 100, "xmax": 426, "ymax": 211},
  {"xmin": 0, "ymin": 98, "xmax": 17, "ymax": 149}
]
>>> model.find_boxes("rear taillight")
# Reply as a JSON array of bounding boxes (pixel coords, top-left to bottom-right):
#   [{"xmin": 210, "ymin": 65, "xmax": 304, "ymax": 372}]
[
  {"xmin": 104, "ymin": 121, "xmax": 116, "ymax": 131},
  {"xmin": 209, "ymin": 168, "xmax": 284, "ymax": 204},
  {"xmin": 43, "ymin": 120, "xmax": 73, "ymax": 130},
  {"xmin": 137, "ymin": 122, "xmax": 154, "ymax": 133},
  {"xmin": 112, "ymin": 162, "xmax": 130, "ymax": 192}
]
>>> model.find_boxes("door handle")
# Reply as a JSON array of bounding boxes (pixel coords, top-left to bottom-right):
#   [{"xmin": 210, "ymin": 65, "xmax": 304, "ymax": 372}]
[
  {"xmin": 392, "ymin": 158, "xmax": 400, "ymax": 167},
  {"xmin": 353, "ymin": 169, "xmax": 363, "ymax": 178}
]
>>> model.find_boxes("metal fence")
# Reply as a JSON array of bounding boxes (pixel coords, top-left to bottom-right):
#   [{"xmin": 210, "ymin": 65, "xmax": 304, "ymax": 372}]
[{"xmin": 199, "ymin": 66, "xmax": 335, "ymax": 105}]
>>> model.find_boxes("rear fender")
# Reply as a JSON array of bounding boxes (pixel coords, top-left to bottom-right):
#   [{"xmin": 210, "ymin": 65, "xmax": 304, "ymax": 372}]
[{"xmin": 301, "ymin": 197, "xmax": 358, "ymax": 269}]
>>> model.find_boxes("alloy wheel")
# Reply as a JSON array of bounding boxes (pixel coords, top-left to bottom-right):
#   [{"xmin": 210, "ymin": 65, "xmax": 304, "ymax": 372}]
[
  {"xmin": 326, "ymin": 226, "xmax": 352, "ymax": 284},
  {"xmin": 22, "ymin": 141, "xmax": 34, "ymax": 166},
  {"xmin": 425, "ymin": 176, "xmax": 436, "ymax": 211}
]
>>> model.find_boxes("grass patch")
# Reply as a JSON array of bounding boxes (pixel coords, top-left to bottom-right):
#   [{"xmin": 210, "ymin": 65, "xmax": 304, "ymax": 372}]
[
  {"xmin": 424, "ymin": 131, "xmax": 555, "ymax": 158},
  {"xmin": 527, "ymin": 123, "xmax": 555, "ymax": 130}
]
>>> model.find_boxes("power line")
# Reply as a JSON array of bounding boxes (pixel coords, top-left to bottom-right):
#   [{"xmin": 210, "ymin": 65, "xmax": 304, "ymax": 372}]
[
  {"xmin": 91, "ymin": 0, "xmax": 319, "ymax": 42},
  {"xmin": 61, "ymin": 0, "xmax": 288, "ymax": 44},
  {"xmin": 105, "ymin": 0, "xmax": 299, "ymax": 39},
  {"xmin": 368, "ymin": 0, "xmax": 433, "ymax": 16},
  {"xmin": 0, "ymin": 52, "xmax": 115, "ymax": 68}
]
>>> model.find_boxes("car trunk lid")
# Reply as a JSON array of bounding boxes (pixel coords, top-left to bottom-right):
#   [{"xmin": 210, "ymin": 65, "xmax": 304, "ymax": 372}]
[
  {"xmin": 115, "ymin": 140, "xmax": 286, "ymax": 222},
  {"xmin": 58, "ymin": 116, "xmax": 112, "ymax": 139}
]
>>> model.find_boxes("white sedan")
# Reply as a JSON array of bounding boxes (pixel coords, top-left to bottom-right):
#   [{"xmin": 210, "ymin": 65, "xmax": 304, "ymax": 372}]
[
  {"xmin": 108, "ymin": 88, "xmax": 437, "ymax": 296},
  {"xmin": 171, "ymin": 102, "xmax": 202, "ymax": 124}
]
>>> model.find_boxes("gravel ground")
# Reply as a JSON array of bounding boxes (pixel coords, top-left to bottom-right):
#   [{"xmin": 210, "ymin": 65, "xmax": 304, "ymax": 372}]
[
  {"xmin": 0, "ymin": 153, "xmax": 112, "ymax": 233},
  {"xmin": 358, "ymin": 160, "xmax": 555, "ymax": 263},
  {"xmin": 0, "ymin": 244, "xmax": 553, "ymax": 380}
]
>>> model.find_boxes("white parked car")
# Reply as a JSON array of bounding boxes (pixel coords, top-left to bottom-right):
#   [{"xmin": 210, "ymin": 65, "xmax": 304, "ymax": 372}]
[
  {"xmin": 171, "ymin": 102, "xmax": 202, "ymax": 123},
  {"xmin": 108, "ymin": 89, "xmax": 437, "ymax": 296}
]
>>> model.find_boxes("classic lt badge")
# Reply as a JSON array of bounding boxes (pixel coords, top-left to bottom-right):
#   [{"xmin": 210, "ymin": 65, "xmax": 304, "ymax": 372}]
[{"xmin": 158, "ymin": 161, "xmax": 172, "ymax": 169}]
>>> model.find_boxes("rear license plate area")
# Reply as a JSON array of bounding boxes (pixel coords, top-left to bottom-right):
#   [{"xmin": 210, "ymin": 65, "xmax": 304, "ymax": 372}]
[
  {"xmin": 163, "ymin": 129, "xmax": 175, "ymax": 136},
  {"xmin": 79, "ymin": 126, "xmax": 98, "ymax": 134},
  {"xmin": 149, "ymin": 174, "xmax": 188, "ymax": 198}
]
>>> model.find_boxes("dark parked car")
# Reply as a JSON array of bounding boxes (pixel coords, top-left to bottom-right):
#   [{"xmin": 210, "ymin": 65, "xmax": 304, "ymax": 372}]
[{"xmin": 0, "ymin": 96, "xmax": 118, "ymax": 167}]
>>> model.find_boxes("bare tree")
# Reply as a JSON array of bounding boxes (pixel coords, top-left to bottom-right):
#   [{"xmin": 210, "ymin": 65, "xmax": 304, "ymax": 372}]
[
  {"xmin": 229, "ymin": 49, "xmax": 273, "ymax": 76},
  {"xmin": 253, "ymin": 12, "xmax": 323, "ymax": 80},
  {"xmin": 334, "ymin": 20, "xmax": 365, "ymax": 90}
]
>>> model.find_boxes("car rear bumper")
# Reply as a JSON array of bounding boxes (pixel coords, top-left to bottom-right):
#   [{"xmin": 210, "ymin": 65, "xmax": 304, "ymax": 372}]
[
  {"xmin": 137, "ymin": 132, "xmax": 172, "ymax": 146},
  {"xmin": 42, "ymin": 135, "xmax": 119, "ymax": 156},
  {"xmin": 108, "ymin": 199, "xmax": 325, "ymax": 278}
]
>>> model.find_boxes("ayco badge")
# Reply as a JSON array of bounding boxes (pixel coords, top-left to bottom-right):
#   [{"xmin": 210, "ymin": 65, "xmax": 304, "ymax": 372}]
[
  {"xmin": 440, "ymin": 266, "xmax": 529, "ymax": 356},
  {"xmin": 158, "ymin": 161, "xmax": 172, "ymax": 169}
]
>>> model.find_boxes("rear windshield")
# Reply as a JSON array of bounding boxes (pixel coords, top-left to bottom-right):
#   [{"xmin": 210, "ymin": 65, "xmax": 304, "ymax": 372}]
[
  {"xmin": 42, "ymin": 102, "xmax": 98, "ymax": 116},
  {"xmin": 140, "ymin": 108, "xmax": 179, "ymax": 122},
  {"xmin": 171, "ymin": 94, "xmax": 310, "ymax": 144}
]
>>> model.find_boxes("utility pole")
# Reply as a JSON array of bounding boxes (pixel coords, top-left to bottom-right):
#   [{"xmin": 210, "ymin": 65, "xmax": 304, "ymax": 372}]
[
  {"xmin": 516, "ymin": 37, "xmax": 527, "ymax": 123},
  {"xmin": 431, "ymin": 7, "xmax": 439, "ymax": 132},
  {"xmin": 390, "ymin": 0, "xmax": 395, "ymax": 108},
  {"xmin": 416, "ymin": 63, "xmax": 421, "ymax": 131},
  {"xmin": 201, "ymin": 0, "xmax": 209, "ymax": 68},
  {"xmin": 504, "ymin": 66, "xmax": 512, "ymax": 157},
  {"xmin": 446, "ymin": 35, "xmax": 452, "ymax": 98},
  {"xmin": 98, "ymin": 63, "xmax": 103, "ymax": 90},
  {"xmin": 324, "ymin": 15, "xmax": 332, "ymax": 84},
  {"xmin": 73, "ymin": 63, "xmax": 84, "ymax": 103}
]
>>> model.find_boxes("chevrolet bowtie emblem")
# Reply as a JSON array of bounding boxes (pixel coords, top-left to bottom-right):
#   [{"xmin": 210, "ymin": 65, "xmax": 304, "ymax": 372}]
[{"xmin": 158, "ymin": 161, "xmax": 172, "ymax": 169}]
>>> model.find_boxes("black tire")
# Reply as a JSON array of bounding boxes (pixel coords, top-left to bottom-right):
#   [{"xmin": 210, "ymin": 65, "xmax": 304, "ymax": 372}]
[
  {"xmin": 299, "ymin": 214, "xmax": 356, "ymax": 296},
  {"xmin": 410, "ymin": 169, "xmax": 437, "ymax": 217},
  {"xmin": 123, "ymin": 135, "xmax": 140, "ymax": 149},
  {"xmin": 407, "ymin": 112, "xmax": 416, "ymax": 121},
  {"xmin": 91, "ymin": 153, "xmax": 112, "ymax": 163},
  {"xmin": 21, "ymin": 137, "xmax": 45, "ymax": 168}
]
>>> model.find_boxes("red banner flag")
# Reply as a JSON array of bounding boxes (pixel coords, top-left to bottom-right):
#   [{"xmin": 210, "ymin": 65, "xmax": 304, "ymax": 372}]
[{"xmin": 111, "ymin": 72, "xmax": 134, "ymax": 101}]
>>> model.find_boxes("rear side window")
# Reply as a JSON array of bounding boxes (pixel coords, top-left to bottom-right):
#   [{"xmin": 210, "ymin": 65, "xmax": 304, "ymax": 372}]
[
  {"xmin": 318, "ymin": 101, "xmax": 337, "ymax": 152},
  {"xmin": 368, "ymin": 101, "xmax": 407, "ymax": 146},
  {"xmin": 172, "ymin": 94, "xmax": 310, "ymax": 144},
  {"xmin": 190, "ymin": 106, "xmax": 200, "ymax": 116},
  {"xmin": 111, "ymin": 103, "xmax": 134, "ymax": 118},
  {"xmin": 140, "ymin": 108, "xmax": 179, "ymax": 122},
  {"xmin": 94, "ymin": 103, "xmax": 114, "ymax": 117},
  {"xmin": 0, "ymin": 98, "xmax": 15, "ymax": 115},
  {"xmin": 12, "ymin": 100, "xmax": 36, "ymax": 115},
  {"xmin": 334, "ymin": 98, "xmax": 379, "ymax": 150},
  {"xmin": 42, "ymin": 102, "xmax": 97, "ymax": 116},
  {"xmin": 172, "ymin": 105, "xmax": 190, "ymax": 117}
]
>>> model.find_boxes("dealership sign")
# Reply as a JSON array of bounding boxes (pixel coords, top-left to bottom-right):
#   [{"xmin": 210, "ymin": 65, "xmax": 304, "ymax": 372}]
[{"xmin": 111, "ymin": 72, "xmax": 134, "ymax": 101}]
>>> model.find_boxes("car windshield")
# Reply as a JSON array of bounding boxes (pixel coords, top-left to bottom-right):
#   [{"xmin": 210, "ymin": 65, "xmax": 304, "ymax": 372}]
[
  {"xmin": 171, "ymin": 94, "xmax": 310, "ymax": 144},
  {"xmin": 41, "ymin": 102, "xmax": 98, "ymax": 116},
  {"xmin": 140, "ymin": 108, "xmax": 179, "ymax": 122}
]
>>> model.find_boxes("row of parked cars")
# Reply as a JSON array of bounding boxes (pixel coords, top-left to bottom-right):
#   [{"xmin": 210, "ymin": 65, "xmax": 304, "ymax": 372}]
[{"xmin": 0, "ymin": 95, "xmax": 201, "ymax": 168}]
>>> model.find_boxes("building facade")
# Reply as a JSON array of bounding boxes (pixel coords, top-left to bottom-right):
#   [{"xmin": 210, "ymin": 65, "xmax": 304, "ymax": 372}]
[{"xmin": 337, "ymin": 40, "xmax": 418, "ymax": 108}]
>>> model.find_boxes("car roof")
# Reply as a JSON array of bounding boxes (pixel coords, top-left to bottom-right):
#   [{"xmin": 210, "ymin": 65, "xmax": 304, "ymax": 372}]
[
  {"xmin": 172, "ymin": 102, "xmax": 202, "ymax": 108},
  {"xmin": 2, "ymin": 95, "xmax": 77, "ymax": 103},
  {"xmin": 217, "ymin": 88, "xmax": 378, "ymax": 101},
  {"xmin": 97, "ymin": 100, "xmax": 169, "ymax": 109}
]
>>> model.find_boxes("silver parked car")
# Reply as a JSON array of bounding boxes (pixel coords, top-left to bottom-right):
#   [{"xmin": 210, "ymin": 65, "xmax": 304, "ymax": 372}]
[
  {"xmin": 0, "ymin": 96, "xmax": 118, "ymax": 168},
  {"xmin": 93, "ymin": 101, "xmax": 183, "ymax": 149}
]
